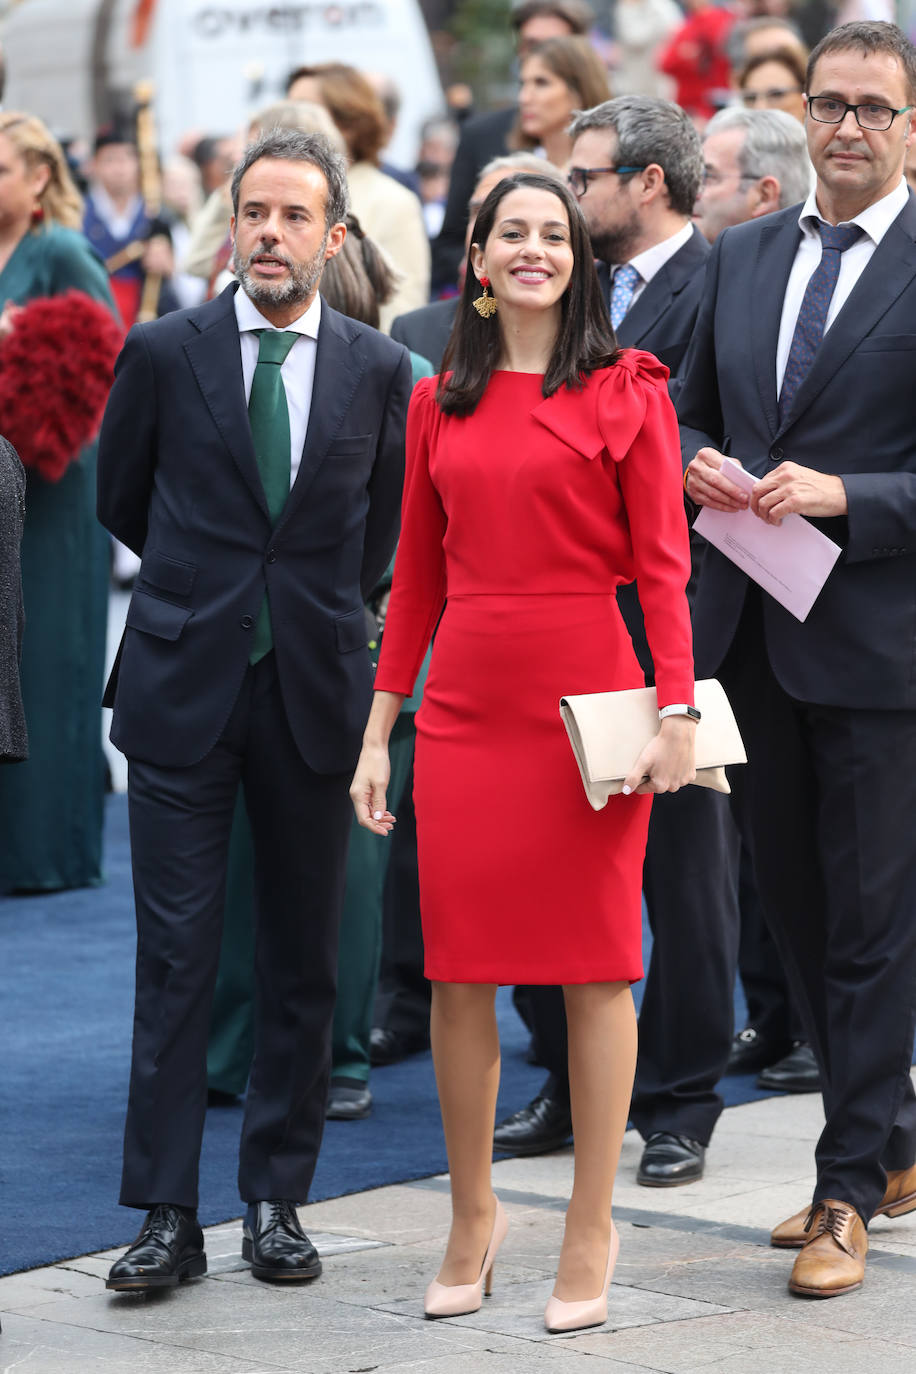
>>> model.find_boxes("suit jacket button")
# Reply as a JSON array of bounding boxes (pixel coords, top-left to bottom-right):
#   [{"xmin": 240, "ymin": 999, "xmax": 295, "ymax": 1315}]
[
  {"xmin": 266, "ymin": 549, "xmax": 277, "ymax": 564},
  {"xmin": 770, "ymin": 446, "xmax": 783, "ymax": 462},
  {"xmin": 241, "ymin": 615, "xmax": 254, "ymax": 629}
]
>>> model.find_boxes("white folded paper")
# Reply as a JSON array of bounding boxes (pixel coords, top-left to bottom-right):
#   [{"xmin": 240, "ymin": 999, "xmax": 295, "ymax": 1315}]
[{"xmin": 693, "ymin": 458, "xmax": 842, "ymax": 622}]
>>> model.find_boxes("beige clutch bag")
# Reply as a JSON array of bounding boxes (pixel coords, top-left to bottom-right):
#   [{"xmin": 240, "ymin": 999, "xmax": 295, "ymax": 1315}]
[{"xmin": 559, "ymin": 679, "xmax": 747, "ymax": 811}]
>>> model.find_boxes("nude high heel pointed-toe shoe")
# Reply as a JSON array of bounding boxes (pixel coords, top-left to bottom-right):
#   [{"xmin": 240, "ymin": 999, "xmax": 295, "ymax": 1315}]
[
  {"xmin": 544, "ymin": 1220, "xmax": 620, "ymax": 1334},
  {"xmin": 424, "ymin": 1198, "xmax": 509, "ymax": 1319}
]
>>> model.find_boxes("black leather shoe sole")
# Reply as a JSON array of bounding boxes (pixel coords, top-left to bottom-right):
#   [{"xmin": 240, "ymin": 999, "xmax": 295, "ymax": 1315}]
[
  {"xmin": 241, "ymin": 1238, "xmax": 322, "ymax": 1282},
  {"xmin": 106, "ymin": 1252, "xmax": 207, "ymax": 1290}
]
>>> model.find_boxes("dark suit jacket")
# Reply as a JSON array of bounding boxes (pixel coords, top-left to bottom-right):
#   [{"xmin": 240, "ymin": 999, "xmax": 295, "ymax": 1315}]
[
  {"xmin": 677, "ymin": 195, "xmax": 916, "ymax": 710},
  {"xmin": 431, "ymin": 107, "xmax": 516, "ymax": 289},
  {"xmin": 390, "ymin": 297, "xmax": 458, "ymax": 373},
  {"xmin": 607, "ymin": 226, "xmax": 709, "ymax": 681},
  {"xmin": 598, "ymin": 225, "xmax": 710, "ymax": 376},
  {"xmin": 97, "ymin": 284, "xmax": 411, "ymax": 772}
]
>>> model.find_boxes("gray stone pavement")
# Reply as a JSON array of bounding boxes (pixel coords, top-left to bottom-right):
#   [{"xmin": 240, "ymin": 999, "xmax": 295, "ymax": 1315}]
[{"xmin": 3, "ymin": 1076, "xmax": 915, "ymax": 1374}]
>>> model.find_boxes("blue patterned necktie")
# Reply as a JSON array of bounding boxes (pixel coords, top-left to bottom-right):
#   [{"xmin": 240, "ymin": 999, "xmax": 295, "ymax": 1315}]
[
  {"xmin": 610, "ymin": 263, "xmax": 640, "ymax": 331},
  {"xmin": 778, "ymin": 222, "xmax": 863, "ymax": 423}
]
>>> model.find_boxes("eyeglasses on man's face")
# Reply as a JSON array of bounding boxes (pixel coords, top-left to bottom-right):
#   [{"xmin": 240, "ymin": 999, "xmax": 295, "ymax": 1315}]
[
  {"xmin": 806, "ymin": 94, "xmax": 915, "ymax": 131},
  {"xmin": 700, "ymin": 166, "xmax": 763, "ymax": 188},
  {"xmin": 741, "ymin": 87, "xmax": 803, "ymax": 106},
  {"xmin": 567, "ymin": 165, "xmax": 646, "ymax": 198}
]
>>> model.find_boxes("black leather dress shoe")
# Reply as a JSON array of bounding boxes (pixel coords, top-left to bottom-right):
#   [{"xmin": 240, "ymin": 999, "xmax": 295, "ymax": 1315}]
[
  {"xmin": 106, "ymin": 1204, "xmax": 206, "ymax": 1290},
  {"xmin": 726, "ymin": 1025, "xmax": 792, "ymax": 1075},
  {"xmin": 637, "ymin": 1133, "xmax": 706, "ymax": 1187},
  {"xmin": 326, "ymin": 1078, "xmax": 372, "ymax": 1120},
  {"xmin": 368, "ymin": 1026, "xmax": 429, "ymax": 1066},
  {"xmin": 756, "ymin": 1040, "xmax": 820, "ymax": 1093},
  {"xmin": 242, "ymin": 1200, "xmax": 322, "ymax": 1281},
  {"xmin": 493, "ymin": 1093, "xmax": 573, "ymax": 1156}
]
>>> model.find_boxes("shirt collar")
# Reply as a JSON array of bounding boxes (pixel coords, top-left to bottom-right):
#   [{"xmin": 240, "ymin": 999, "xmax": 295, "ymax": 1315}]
[
  {"xmin": 234, "ymin": 284, "xmax": 322, "ymax": 339},
  {"xmin": 616, "ymin": 221, "xmax": 695, "ymax": 286},
  {"xmin": 798, "ymin": 178, "xmax": 909, "ymax": 247}
]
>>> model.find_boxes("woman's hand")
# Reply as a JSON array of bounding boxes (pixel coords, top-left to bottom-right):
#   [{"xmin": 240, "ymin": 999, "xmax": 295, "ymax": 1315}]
[
  {"xmin": 350, "ymin": 740, "xmax": 397, "ymax": 835},
  {"xmin": 622, "ymin": 716, "xmax": 697, "ymax": 796},
  {"xmin": 0, "ymin": 303, "xmax": 22, "ymax": 341}
]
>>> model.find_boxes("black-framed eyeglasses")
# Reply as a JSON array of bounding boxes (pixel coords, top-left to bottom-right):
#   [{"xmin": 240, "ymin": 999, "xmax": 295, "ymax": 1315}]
[
  {"xmin": 567, "ymin": 164, "xmax": 646, "ymax": 198},
  {"xmin": 741, "ymin": 87, "xmax": 803, "ymax": 106},
  {"xmin": 807, "ymin": 94, "xmax": 914, "ymax": 131},
  {"xmin": 701, "ymin": 167, "xmax": 763, "ymax": 187}
]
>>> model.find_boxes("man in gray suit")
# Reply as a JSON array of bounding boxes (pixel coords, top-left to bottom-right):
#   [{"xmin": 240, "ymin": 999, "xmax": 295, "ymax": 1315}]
[{"xmin": 681, "ymin": 20, "xmax": 916, "ymax": 1297}]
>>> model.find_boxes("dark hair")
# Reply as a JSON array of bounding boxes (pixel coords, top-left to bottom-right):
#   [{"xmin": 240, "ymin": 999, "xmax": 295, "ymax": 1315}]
[
  {"xmin": 807, "ymin": 21, "xmax": 916, "ymax": 102},
  {"xmin": 437, "ymin": 172, "xmax": 617, "ymax": 416},
  {"xmin": 512, "ymin": 36, "xmax": 611, "ymax": 151},
  {"xmin": 510, "ymin": 0, "xmax": 594, "ymax": 36},
  {"xmin": 739, "ymin": 46, "xmax": 807, "ymax": 93},
  {"xmin": 286, "ymin": 62, "xmax": 388, "ymax": 164},
  {"xmin": 568, "ymin": 96, "xmax": 703, "ymax": 217},
  {"xmin": 231, "ymin": 127, "xmax": 349, "ymax": 230},
  {"xmin": 319, "ymin": 214, "xmax": 397, "ymax": 329}
]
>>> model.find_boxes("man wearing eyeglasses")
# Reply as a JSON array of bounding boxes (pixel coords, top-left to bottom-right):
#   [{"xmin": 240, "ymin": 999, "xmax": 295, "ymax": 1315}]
[
  {"xmin": 680, "ymin": 20, "xmax": 916, "ymax": 1299},
  {"xmin": 494, "ymin": 97, "xmax": 747, "ymax": 1192}
]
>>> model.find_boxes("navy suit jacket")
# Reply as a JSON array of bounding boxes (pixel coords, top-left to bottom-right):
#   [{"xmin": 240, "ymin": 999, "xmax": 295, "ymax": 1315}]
[
  {"xmin": 97, "ymin": 284, "xmax": 412, "ymax": 772},
  {"xmin": 598, "ymin": 225, "xmax": 709, "ymax": 377},
  {"xmin": 390, "ymin": 296, "xmax": 458, "ymax": 373},
  {"xmin": 677, "ymin": 195, "xmax": 916, "ymax": 710}
]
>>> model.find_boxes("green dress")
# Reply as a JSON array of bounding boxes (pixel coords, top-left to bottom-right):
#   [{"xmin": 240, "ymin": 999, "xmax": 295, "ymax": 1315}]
[{"xmin": 0, "ymin": 225, "xmax": 116, "ymax": 891}]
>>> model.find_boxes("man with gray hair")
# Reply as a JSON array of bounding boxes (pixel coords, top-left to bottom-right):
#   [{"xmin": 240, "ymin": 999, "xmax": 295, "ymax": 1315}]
[
  {"xmin": 494, "ymin": 98, "xmax": 743, "ymax": 1189},
  {"xmin": 98, "ymin": 128, "xmax": 411, "ymax": 1292},
  {"xmin": 695, "ymin": 107, "xmax": 813, "ymax": 244}
]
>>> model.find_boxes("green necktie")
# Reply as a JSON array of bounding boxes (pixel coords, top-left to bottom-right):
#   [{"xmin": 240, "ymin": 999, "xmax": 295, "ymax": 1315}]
[{"xmin": 248, "ymin": 328, "xmax": 298, "ymax": 664}]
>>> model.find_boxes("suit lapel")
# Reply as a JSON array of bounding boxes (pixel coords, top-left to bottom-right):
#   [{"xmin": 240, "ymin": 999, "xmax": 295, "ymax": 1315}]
[
  {"xmin": 778, "ymin": 195, "xmax": 916, "ymax": 433},
  {"xmin": 617, "ymin": 270, "xmax": 672, "ymax": 347},
  {"xmin": 276, "ymin": 304, "xmax": 365, "ymax": 529},
  {"xmin": 752, "ymin": 213, "xmax": 802, "ymax": 439},
  {"xmin": 182, "ymin": 286, "xmax": 269, "ymax": 518}
]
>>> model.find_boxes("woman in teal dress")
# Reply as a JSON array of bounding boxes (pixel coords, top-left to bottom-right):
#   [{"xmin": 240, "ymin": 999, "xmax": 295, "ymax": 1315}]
[{"xmin": 0, "ymin": 113, "xmax": 117, "ymax": 891}]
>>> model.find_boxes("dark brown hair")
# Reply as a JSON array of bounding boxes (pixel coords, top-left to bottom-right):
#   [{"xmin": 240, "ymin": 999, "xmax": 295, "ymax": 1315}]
[
  {"xmin": 512, "ymin": 36, "xmax": 611, "ymax": 150},
  {"xmin": 510, "ymin": 0, "xmax": 594, "ymax": 35},
  {"xmin": 437, "ymin": 172, "xmax": 617, "ymax": 416},
  {"xmin": 319, "ymin": 214, "xmax": 397, "ymax": 329},
  {"xmin": 807, "ymin": 20, "xmax": 916, "ymax": 102},
  {"xmin": 286, "ymin": 62, "xmax": 387, "ymax": 164},
  {"xmin": 739, "ymin": 46, "xmax": 807, "ymax": 93}
]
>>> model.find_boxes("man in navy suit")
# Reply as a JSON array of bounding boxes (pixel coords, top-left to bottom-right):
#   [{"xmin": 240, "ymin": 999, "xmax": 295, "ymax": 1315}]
[
  {"xmin": 680, "ymin": 20, "xmax": 916, "ymax": 1297},
  {"xmin": 97, "ymin": 129, "xmax": 411, "ymax": 1292}
]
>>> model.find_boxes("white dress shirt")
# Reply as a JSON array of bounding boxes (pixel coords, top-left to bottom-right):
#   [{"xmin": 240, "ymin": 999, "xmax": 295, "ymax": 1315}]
[
  {"xmin": 234, "ymin": 288, "xmax": 321, "ymax": 487},
  {"xmin": 776, "ymin": 178, "xmax": 909, "ymax": 395},
  {"xmin": 613, "ymin": 220, "xmax": 695, "ymax": 308}
]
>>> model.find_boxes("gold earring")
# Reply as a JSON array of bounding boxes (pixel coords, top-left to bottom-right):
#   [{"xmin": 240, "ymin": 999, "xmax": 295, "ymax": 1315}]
[{"xmin": 473, "ymin": 275, "xmax": 498, "ymax": 318}]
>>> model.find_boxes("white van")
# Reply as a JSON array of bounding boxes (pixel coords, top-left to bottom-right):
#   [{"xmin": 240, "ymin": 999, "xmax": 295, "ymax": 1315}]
[{"xmin": 2, "ymin": 0, "xmax": 444, "ymax": 166}]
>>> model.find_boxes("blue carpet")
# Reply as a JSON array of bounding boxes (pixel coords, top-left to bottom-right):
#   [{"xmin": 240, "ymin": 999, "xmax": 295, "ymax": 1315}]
[{"xmin": 1, "ymin": 796, "xmax": 779, "ymax": 1277}]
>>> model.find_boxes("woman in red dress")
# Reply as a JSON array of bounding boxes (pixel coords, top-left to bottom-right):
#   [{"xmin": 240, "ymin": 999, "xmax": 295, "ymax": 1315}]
[{"xmin": 350, "ymin": 172, "xmax": 696, "ymax": 1332}]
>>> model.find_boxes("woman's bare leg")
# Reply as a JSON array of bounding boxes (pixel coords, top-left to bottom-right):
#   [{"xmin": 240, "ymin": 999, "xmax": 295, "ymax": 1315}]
[
  {"xmin": 553, "ymin": 980, "xmax": 637, "ymax": 1300},
  {"xmin": 430, "ymin": 979, "xmax": 501, "ymax": 1284}
]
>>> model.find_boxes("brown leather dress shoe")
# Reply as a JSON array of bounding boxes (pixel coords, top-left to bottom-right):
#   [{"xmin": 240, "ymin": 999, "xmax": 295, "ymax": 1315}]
[
  {"xmin": 771, "ymin": 1161, "xmax": 916, "ymax": 1247},
  {"xmin": 787, "ymin": 1200, "xmax": 867, "ymax": 1298}
]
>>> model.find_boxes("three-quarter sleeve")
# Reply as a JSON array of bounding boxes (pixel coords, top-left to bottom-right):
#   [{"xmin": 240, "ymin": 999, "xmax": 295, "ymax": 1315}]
[
  {"xmin": 599, "ymin": 353, "xmax": 695, "ymax": 708},
  {"xmin": 373, "ymin": 378, "xmax": 448, "ymax": 696}
]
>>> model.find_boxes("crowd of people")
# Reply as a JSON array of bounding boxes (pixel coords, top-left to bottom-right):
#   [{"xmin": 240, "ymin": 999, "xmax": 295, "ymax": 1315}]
[{"xmin": 1, "ymin": 0, "xmax": 915, "ymax": 1337}]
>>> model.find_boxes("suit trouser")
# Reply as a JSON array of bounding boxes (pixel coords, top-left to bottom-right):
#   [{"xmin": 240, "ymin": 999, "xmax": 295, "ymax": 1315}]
[
  {"xmin": 720, "ymin": 592, "xmax": 916, "ymax": 1221},
  {"xmin": 523, "ymin": 786, "xmax": 741, "ymax": 1144},
  {"xmin": 737, "ymin": 843, "xmax": 802, "ymax": 1044},
  {"xmin": 207, "ymin": 720, "xmax": 416, "ymax": 1093},
  {"xmin": 120, "ymin": 651, "xmax": 351, "ymax": 1210}
]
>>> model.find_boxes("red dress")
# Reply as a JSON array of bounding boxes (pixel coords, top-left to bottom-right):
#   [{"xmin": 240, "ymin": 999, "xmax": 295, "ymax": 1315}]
[{"xmin": 374, "ymin": 351, "xmax": 694, "ymax": 984}]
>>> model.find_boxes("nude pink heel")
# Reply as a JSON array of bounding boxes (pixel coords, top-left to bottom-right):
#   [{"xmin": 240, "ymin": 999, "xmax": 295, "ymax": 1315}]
[
  {"xmin": 544, "ymin": 1219, "xmax": 619, "ymax": 1333},
  {"xmin": 424, "ymin": 1198, "xmax": 509, "ymax": 1318}
]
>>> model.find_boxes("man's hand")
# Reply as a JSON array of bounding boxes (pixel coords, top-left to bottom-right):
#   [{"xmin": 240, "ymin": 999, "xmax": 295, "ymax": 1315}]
[
  {"xmin": 750, "ymin": 463, "xmax": 847, "ymax": 526},
  {"xmin": 684, "ymin": 448, "xmax": 748, "ymax": 512}
]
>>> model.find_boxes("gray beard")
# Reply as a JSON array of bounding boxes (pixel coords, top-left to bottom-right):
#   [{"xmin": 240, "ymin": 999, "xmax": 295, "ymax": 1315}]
[{"xmin": 232, "ymin": 235, "xmax": 328, "ymax": 309}]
